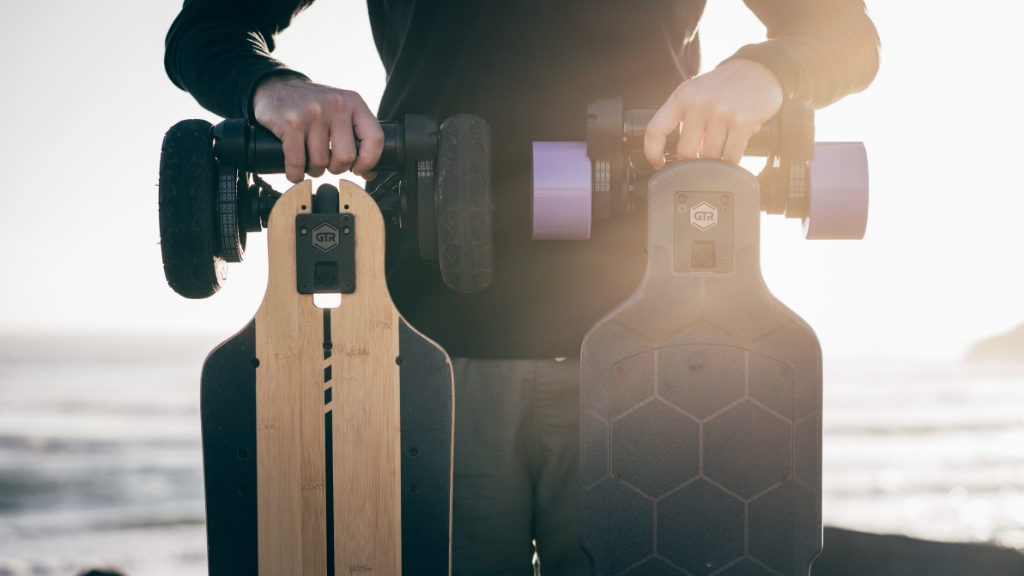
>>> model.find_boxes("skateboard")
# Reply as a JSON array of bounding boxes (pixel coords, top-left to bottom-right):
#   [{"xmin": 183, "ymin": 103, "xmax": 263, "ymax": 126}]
[
  {"xmin": 579, "ymin": 160, "xmax": 822, "ymax": 576},
  {"xmin": 532, "ymin": 99, "xmax": 869, "ymax": 575},
  {"xmin": 198, "ymin": 180, "xmax": 453, "ymax": 576}
]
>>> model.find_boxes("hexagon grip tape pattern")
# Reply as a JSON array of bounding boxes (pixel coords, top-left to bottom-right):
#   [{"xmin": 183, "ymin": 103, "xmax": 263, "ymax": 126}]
[{"xmin": 581, "ymin": 160, "xmax": 822, "ymax": 576}]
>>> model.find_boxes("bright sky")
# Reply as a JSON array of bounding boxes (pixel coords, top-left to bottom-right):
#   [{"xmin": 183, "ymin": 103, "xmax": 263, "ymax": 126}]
[{"xmin": 0, "ymin": 1, "xmax": 1021, "ymax": 361}]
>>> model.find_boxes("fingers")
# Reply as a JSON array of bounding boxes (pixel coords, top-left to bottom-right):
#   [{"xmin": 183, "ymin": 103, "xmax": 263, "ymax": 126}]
[
  {"xmin": 699, "ymin": 122, "xmax": 727, "ymax": 161},
  {"xmin": 644, "ymin": 105, "xmax": 679, "ymax": 169},
  {"xmin": 350, "ymin": 104, "xmax": 384, "ymax": 177},
  {"xmin": 280, "ymin": 130, "xmax": 307, "ymax": 184},
  {"xmin": 327, "ymin": 116, "xmax": 356, "ymax": 175},
  {"xmin": 722, "ymin": 130, "xmax": 749, "ymax": 165},
  {"xmin": 676, "ymin": 117, "xmax": 704, "ymax": 160},
  {"xmin": 306, "ymin": 122, "xmax": 330, "ymax": 177}
]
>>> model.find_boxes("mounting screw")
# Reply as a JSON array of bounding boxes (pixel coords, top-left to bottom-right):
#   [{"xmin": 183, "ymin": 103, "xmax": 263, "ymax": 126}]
[
  {"xmin": 250, "ymin": 358, "xmax": 260, "ymax": 368},
  {"xmin": 323, "ymin": 341, "xmax": 333, "ymax": 351},
  {"xmin": 676, "ymin": 260, "xmax": 687, "ymax": 270},
  {"xmin": 675, "ymin": 193, "xmax": 687, "ymax": 203},
  {"xmin": 779, "ymin": 369, "xmax": 788, "ymax": 378},
  {"xmin": 238, "ymin": 485, "xmax": 248, "ymax": 495},
  {"xmin": 720, "ymin": 261, "xmax": 730, "ymax": 270},
  {"xmin": 342, "ymin": 282, "xmax": 353, "ymax": 291},
  {"xmin": 616, "ymin": 368, "xmax": 624, "ymax": 376},
  {"xmin": 721, "ymin": 206, "xmax": 731, "ymax": 215},
  {"xmin": 615, "ymin": 473, "xmax": 623, "ymax": 481},
  {"xmin": 779, "ymin": 474, "xmax": 788, "ymax": 482},
  {"xmin": 721, "ymin": 195, "xmax": 731, "ymax": 204},
  {"xmin": 300, "ymin": 283, "xmax": 309, "ymax": 291},
  {"xmin": 237, "ymin": 449, "xmax": 248, "ymax": 459},
  {"xmin": 677, "ymin": 205, "xmax": 687, "ymax": 214},
  {"xmin": 396, "ymin": 356, "xmax": 406, "ymax": 366},
  {"xmin": 409, "ymin": 483, "xmax": 420, "ymax": 493},
  {"xmin": 409, "ymin": 447, "xmax": 420, "ymax": 456}
]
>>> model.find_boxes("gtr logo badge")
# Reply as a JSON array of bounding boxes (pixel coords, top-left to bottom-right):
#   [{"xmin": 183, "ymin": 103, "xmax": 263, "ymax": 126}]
[
  {"xmin": 690, "ymin": 201, "xmax": 718, "ymax": 231},
  {"xmin": 312, "ymin": 223, "xmax": 340, "ymax": 253}
]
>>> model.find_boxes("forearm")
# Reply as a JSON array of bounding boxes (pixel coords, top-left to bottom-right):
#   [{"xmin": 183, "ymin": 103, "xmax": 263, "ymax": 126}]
[
  {"xmin": 164, "ymin": 0, "xmax": 311, "ymax": 120},
  {"xmin": 730, "ymin": 0, "xmax": 881, "ymax": 108}
]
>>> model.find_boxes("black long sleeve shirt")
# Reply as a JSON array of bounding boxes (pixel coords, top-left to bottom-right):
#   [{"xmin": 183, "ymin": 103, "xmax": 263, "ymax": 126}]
[{"xmin": 166, "ymin": 0, "xmax": 880, "ymax": 359}]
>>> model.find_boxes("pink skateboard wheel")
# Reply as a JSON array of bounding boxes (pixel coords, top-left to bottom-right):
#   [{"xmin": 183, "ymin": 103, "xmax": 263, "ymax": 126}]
[
  {"xmin": 532, "ymin": 141, "xmax": 592, "ymax": 240},
  {"xmin": 803, "ymin": 142, "xmax": 869, "ymax": 240}
]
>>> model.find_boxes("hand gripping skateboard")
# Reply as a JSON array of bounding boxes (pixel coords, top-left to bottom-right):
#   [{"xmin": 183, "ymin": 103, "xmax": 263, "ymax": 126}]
[
  {"xmin": 533, "ymin": 99, "xmax": 869, "ymax": 575},
  {"xmin": 199, "ymin": 180, "xmax": 453, "ymax": 575}
]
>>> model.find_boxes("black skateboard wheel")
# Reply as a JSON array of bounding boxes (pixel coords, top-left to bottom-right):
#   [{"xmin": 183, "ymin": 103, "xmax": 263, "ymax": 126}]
[
  {"xmin": 216, "ymin": 165, "xmax": 246, "ymax": 263},
  {"xmin": 158, "ymin": 119, "xmax": 227, "ymax": 299},
  {"xmin": 436, "ymin": 114, "xmax": 494, "ymax": 293}
]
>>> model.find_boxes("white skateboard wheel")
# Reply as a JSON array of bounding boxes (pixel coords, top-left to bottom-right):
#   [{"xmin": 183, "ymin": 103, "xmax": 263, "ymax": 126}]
[
  {"xmin": 532, "ymin": 141, "xmax": 592, "ymax": 240},
  {"xmin": 803, "ymin": 142, "xmax": 869, "ymax": 240}
]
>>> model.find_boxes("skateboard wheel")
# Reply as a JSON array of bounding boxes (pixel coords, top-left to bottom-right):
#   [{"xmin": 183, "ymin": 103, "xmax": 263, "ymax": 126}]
[
  {"xmin": 803, "ymin": 142, "xmax": 869, "ymax": 240},
  {"xmin": 216, "ymin": 166, "xmax": 246, "ymax": 263},
  {"xmin": 531, "ymin": 141, "xmax": 592, "ymax": 239},
  {"xmin": 158, "ymin": 119, "xmax": 227, "ymax": 298},
  {"xmin": 437, "ymin": 114, "xmax": 494, "ymax": 293}
]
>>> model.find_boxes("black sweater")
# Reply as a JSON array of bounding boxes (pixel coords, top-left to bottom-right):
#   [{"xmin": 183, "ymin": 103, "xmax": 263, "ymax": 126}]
[{"xmin": 166, "ymin": 0, "xmax": 880, "ymax": 359}]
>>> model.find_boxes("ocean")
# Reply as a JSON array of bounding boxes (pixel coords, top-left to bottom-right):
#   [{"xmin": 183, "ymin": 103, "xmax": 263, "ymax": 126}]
[{"xmin": 1, "ymin": 335, "xmax": 1022, "ymax": 575}]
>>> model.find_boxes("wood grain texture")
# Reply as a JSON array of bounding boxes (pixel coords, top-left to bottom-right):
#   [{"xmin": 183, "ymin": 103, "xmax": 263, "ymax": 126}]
[
  {"xmin": 330, "ymin": 180, "xmax": 403, "ymax": 576},
  {"xmin": 255, "ymin": 181, "xmax": 328, "ymax": 576}
]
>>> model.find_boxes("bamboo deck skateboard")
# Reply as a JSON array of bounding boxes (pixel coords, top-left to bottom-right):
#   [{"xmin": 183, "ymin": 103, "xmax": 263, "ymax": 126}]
[
  {"xmin": 580, "ymin": 160, "xmax": 823, "ymax": 576},
  {"xmin": 200, "ymin": 180, "xmax": 453, "ymax": 576}
]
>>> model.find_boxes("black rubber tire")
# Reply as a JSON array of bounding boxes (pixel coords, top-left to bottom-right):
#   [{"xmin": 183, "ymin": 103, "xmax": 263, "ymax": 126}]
[
  {"xmin": 436, "ymin": 114, "xmax": 494, "ymax": 293},
  {"xmin": 216, "ymin": 165, "xmax": 245, "ymax": 263},
  {"xmin": 158, "ymin": 119, "xmax": 227, "ymax": 299}
]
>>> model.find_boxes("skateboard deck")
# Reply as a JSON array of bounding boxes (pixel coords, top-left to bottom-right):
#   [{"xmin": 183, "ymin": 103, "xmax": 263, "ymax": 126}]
[
  {"xmin": 200, "ymin": 180, "xmax": 454, "ymax": 576},
  {"xmin": 581, "ymin": 160, "xmax": 822, "ymax": 576}
]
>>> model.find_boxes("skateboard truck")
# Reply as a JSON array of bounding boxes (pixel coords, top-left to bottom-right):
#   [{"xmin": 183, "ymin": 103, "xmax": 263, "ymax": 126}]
[
  {"xmin": 532, "ymin": 98, "xmax": 869, "ymax": 240},
  {"xmin": 158, "ymin": 114, "xmax": 493, "ymax": 299}
]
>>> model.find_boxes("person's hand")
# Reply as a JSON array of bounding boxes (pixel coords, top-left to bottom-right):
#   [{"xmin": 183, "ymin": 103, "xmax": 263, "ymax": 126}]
[
  {"xmin": 644, "ymin": 59, "xmax": 783, "ymax": 168},
  {"xmin": 253, "ymin": 76, "xmax": 384, "ymax": 183}
]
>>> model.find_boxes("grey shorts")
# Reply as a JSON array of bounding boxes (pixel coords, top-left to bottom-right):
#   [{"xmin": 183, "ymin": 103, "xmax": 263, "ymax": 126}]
[{"xmin": 451, "ymin": 357, "xmax": 591, "ymax": 576}]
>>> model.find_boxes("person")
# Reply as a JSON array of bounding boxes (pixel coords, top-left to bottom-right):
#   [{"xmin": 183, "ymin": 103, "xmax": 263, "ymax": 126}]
[{"xmin": 165, "ymin": 1, "xmax": 879, "ymax": 573}]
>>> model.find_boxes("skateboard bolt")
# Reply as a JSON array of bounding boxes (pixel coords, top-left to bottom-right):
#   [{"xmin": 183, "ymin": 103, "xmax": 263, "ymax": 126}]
[
  {"xmin": 237, "ymin": 449, "xmax": 247, "ymax": 459},
  {"xmin": 409, "ymin": 447, "xmax": 420, "ymax": 456},
  {"xmin": 396, "ymin": 356, "xmax": 406, "ymax": 366},
  {"xmin": 250, "ymin": 358, "xmax": 260, "ymax": 368}
]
